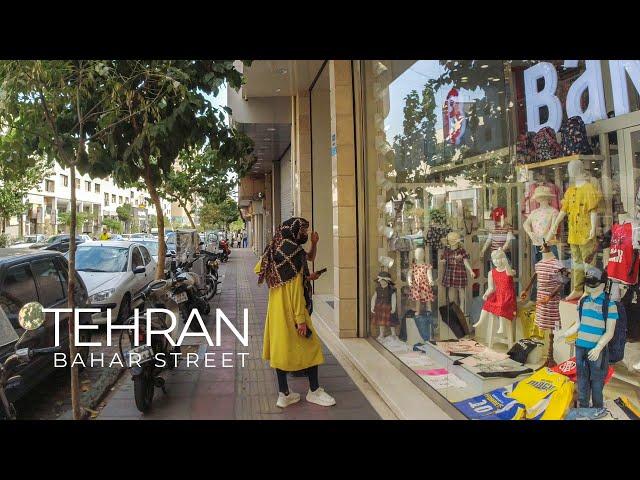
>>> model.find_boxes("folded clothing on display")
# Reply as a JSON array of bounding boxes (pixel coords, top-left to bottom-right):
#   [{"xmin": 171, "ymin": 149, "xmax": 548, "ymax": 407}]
[
  {"xmin": 507, "ymin": 338, "xmax": 544, "ymax": 365},
  {"xmin": 435, "ymin": 339, "xmax": 486, "ymax": 356},
  {"xmin": 415, "ymin": 368, "xmax": 467, "ymax": 390},
  {"xmin": 455, "ymin": 349, "xmax": 509, "ymax": 367},
  {"xmin": 453, "ymin": 386, "xmax": 514, "ymax": 420},
  {"xmin": 396, "ymin": 351, "xmax": 435, "ymax": 369},
  {"xmin": 565, "ymin": 407, "xmax": 611, "ymax": 420}
]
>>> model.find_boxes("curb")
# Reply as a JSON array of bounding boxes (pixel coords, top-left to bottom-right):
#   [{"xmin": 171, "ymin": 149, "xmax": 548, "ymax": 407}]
[{"xmin": 58, "ymin": 367, "xmax": 125, "ymax": 420}]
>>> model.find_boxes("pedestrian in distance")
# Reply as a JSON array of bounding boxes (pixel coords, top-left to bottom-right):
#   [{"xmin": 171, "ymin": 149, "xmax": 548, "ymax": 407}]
[
  {"xmin": 99, "ymin": 226, "xmax": 111, "ymax": 241},
  {"xmin": 255, "ymin": 217, "xmax": 336, "ymax": 408},
  {"xmin": 242, "ymin": 231, "xmax": 248, "ymax": 248}
]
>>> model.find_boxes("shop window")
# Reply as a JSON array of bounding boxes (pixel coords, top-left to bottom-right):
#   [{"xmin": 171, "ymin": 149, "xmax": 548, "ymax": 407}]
[{"xmin": 363, "ymin": 59, "xmax": 640, "ymax": 419}]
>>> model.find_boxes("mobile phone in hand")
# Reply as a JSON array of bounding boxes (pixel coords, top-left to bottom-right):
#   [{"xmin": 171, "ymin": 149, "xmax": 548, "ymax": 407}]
[{"xmin": 316, "ymin": 268, "xmax": 327, "ymax": 275}]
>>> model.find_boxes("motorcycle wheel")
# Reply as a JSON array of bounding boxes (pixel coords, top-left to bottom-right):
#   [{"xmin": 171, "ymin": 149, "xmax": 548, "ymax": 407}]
[
  {"xmin": 204, "ymin": 276, "xmax": 217, "ymax": 301},
  {"xmin": 133, "ymin": 369, "xmax": 155, "ymax": 413}
]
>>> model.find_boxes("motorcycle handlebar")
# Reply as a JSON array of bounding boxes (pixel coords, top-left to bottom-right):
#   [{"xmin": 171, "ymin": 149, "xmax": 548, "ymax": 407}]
[{"xmin": 30, "ymin": 346, "xmax": 62, "ymax": 356}]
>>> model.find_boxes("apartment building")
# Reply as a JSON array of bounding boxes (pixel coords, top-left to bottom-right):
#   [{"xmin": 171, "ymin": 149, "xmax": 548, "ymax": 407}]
[{"xmin": 5, "ymin": 161, "xmax": 173, "ymax": 238}]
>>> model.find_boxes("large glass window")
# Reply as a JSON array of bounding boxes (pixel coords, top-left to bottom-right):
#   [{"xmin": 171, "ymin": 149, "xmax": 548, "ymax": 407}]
[{"xmin": 363, "ymin": 60, "xmax": 640, "ymax": 419}]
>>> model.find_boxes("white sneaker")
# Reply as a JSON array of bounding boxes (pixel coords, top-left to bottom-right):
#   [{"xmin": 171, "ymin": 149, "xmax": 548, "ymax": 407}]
[
  {"xmin": 276, "ymin": 391, "xmax": 300, "ymax": 408},
  {"xmin": 306, "ymin": 387, "xmax": 336, "ymax": 407}
]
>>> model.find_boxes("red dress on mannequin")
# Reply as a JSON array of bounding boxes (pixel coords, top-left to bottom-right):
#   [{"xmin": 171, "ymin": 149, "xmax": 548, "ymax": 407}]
[{"xmin": 482, "ymin": 268, "xmax": 517, "ymax": 320}]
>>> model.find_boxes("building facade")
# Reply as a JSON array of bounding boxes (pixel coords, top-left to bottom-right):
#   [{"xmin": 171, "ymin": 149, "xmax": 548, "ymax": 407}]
[
  {"xmin": 233, "ymin": 60, "xmax": 640, "ymax": 419},
  {"xmin": 5, "ymin": 161, "xmax": 173, "ymax": 238}
]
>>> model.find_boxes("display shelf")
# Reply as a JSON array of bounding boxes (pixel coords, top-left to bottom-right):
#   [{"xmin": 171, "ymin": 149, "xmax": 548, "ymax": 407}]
[
  {"xmin": 518, "ymin": 154, "xmax": 604, "ymax": 171},
  {"xmin": 426, "ymin": 146, "xmax": 511, "ymax": 175}
]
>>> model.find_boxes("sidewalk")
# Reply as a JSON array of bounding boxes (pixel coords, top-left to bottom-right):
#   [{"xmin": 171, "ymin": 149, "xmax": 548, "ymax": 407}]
[{"xmin": 96, "ymin": 249, "xmax": 381, "ymax": 420}]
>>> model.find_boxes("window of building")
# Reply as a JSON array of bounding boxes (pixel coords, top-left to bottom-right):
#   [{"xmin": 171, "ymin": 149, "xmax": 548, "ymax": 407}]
[
  {"xmin": 119, "ymin": 196, "xmax": 123, "ymax": 205},
  {"xmin": 95, "ymin": 183, "xmax": 100, "ymax": 193},
  {"xmin": 45, "ymin": 179, "xmax": 55, "ymax": 193},
  {"xmin": 85, "ymin": 181, "xmax": 91, "ymax": 192},
  {"xmin": 361, "ymin": 60, "xmax": 637, "ymax": 419},
  {"xmin": 61, "ymin": 174, "xmax": 69, "ymax": 187},
  {"xmin": 112, "ymin": 194, "xmax": 116, "ymax": 204},
  {"xmin": 104, "ymin": 192, "xmax": 110, "ymax": 206},
  {"xmin": 75, "ymin": 178, "xmax": 80, "ymax": 190}
]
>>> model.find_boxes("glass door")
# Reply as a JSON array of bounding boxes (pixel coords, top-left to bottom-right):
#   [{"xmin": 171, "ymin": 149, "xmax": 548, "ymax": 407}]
[{"xmin": 619, "ymin": 125, "xmax": 640, "ymax": 214}]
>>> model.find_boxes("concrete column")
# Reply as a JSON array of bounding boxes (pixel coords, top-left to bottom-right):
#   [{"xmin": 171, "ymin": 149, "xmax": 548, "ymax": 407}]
[
  {"xmin": 292, "ymin": 92, "xmax": 312, "ymax": 223},
  {"xmin": 264, "ymin": 173, "xmax": 273, "ymax": 245},
  {"xmin": 329, "ymin": 60, "xmax": 358, "ymax": 338}
]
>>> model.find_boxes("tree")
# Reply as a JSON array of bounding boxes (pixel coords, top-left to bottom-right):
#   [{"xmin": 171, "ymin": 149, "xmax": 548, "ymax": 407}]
[
  {"xmin": 89, "ymin": 60, "xmax": 250, "ymax": 279},
  {"xmin": 159, "ymin": 139, "xmax": 254, "ymax": 229},
  {"xmin": 116, "ymin": 203, "xmax": 133, "ymax": 233},
  {"xmin": 199, "ymin": 197, "xmax": 240, "ymax": 232},
  {"xmin": 0, "ymin": 60, "xmax": 163, "ymax": 419},
  {"xmin": 229, "ymin": 218, "xmax": 244, "ymax": 233},
  {"xmin": 102, "ymin": 217, "xmax": 123, "ymax": 234},
  {"xmin": 58, "ymin": 210, "xmax": 93, "ymax": 232}
]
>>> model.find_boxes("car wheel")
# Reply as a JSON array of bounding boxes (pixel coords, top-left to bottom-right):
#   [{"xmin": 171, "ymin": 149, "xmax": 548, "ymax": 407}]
[{"xmin": 117, "ymin": 294, "xmax": 132, "ymax": 325}]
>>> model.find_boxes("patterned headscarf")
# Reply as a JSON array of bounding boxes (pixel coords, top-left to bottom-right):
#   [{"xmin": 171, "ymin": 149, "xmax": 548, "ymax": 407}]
[{"xmin": 257, "ymin": 217, "xmax": 313, "ymax": 314}]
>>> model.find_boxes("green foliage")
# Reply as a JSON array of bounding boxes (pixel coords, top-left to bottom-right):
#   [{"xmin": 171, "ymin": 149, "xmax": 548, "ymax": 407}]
[
  {"xmin": 199, "ymin": 197, "xmax": 239, "ymax": 231},
  {"xmin": 116, "ymin": 203, "xmax": 133, "ymax": 222},
  {"xmin": 102, "ymin": 217, "xmax": 123, "ymax": 234},
  {"xmin": 148, "ymin": 214, "xmax": 157, "ymax": 229},
  {"xmin": 58, "ymin": 210, "xmax": 93, "ymax": 228},
  {"xmin": 0, "ymin": 233, "xmax": 9, "ymax": 248},
  {"xmin": 229, "ymin": 218, "xmax": 244, "ymax": 233}
]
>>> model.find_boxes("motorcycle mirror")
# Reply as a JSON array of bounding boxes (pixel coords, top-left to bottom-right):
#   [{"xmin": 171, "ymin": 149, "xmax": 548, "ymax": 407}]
[{"xmin": 18, "ymin": 302, "xmax": 45, "ymax": 331}]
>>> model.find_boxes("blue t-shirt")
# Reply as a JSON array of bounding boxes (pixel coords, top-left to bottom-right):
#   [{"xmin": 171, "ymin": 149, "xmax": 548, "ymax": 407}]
[{"xmin": 576, "ymin": 292, "xmax": 618, "ymax": 349}]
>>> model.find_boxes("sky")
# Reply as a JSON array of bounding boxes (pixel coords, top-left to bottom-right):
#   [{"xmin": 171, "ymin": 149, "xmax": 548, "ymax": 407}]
[{"xmin": 205, "ymin": 82, "xmax": 229, "ymax": 125}]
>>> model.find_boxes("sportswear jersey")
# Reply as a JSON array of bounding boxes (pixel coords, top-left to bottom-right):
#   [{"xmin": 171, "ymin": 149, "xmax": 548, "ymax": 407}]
[
  {"xmin": 495, "ymin": 368, "xmax": 574, "ymax": 420},
  {"xmin": 607, "ymin": 222, "xmax": 640, "ymax": 285},
  {"xmin": 453, "ymin": 386, "xmax": 514, "ymax": 420}
]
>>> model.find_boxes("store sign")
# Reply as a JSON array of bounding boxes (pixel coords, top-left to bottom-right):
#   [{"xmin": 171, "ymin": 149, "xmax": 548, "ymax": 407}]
[{"xmin": 524, "ymin": 60, "xmax": 640, "ymax": 132}]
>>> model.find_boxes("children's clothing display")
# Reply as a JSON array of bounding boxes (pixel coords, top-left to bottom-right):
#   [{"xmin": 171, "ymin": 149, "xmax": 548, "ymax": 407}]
[
  {"xmin": 441, "ymin": 246, "xmax": 471, "ymax": 288},
  {"xmin": 522, "ymin": 182, "xmax": 561, "ymax": 218},
  {"xmin": 409, "ymin": 263, "xmax": 435, "ymax": 303},
  {"xmin": 527, "ymin": 206, "xmax": 559, "ymax": 246},
  {"xmin": 507, "ymin": 338, "xmax": 544, "ymax": 364},
  {"xmin": 561, "ymin": 182, "xmax": 602, "ymax": 245},
  {"xmin": 426, "ymin": 224, "xmax": 451, "ymax": 248},
  {"xmin": 488, "ymin": 225, "xmax": 513, "ymax": 251},
  {"xmin": 607, "ymin": 222, "xmax": 640, "ymax": 285},
  {"xmin": 534, "ymin": 257, "xmax": 564, "ymax": 330},
  {"xmin": 371, "ymin": 283, "xmax": 398, "ymax": 327},
  {"xmin": 481, "ymin": 268, "xmax": 517, "ymax": 320}
]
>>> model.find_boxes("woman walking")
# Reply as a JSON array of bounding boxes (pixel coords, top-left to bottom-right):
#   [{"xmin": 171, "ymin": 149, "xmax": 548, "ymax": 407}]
[{"xmin": 256, "ymin": 217, "xmax": 336, "ymax": 408}]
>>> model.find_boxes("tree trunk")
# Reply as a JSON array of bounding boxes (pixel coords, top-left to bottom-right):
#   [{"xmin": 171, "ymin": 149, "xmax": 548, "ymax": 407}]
[
  {"xmin": 68, "ymin": 164, "xmax": 81, "ymax": 420},
  {"xmin": 179, "ymin": 198, "xmax": 196, "ymax": 229},
  {"xmin": 144, "ymin": 157, "xmax": 166, "ymax": 280}
]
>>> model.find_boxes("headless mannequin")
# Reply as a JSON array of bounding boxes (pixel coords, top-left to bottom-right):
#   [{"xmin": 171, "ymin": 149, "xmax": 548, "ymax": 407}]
[
  {"xmin": 407, "ymin": 247, "xmax": 434, "ymax": 313},
  {"xmin": 371, "ymin": 278, "xmax": 397, "ymax": 342},
  {"xmin": 473, "ymin": 250, "xmax": 516, "ymax": 348},
  {"xmin": 520, "ymin": 243, "xmax": 566, "ymax": 367},
  {"xmin": 440, "ymin": 232, "xmax": 476, "ymax": 315},
  {"xmin": 546, "ymin": 159, "xmax": 598, "ymax": 301}
]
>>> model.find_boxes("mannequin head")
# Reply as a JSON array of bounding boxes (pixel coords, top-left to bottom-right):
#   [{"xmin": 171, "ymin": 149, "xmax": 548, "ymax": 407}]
[
  {"xmin": 533, "ymin": 185, "xmax": 555, "ymax": 207},
  {"xmin": 491, "ymin": 249, "xmax": 508, "ymax": 269},
  {"xmin": 446, "ymin": 231, "xmax": 462, "ymax": 248},
  {"xmin": 376, "ymin": 271, "xmax": 394, "ymax": 289},
  {"xmin": 584, "ymin": 266, "xmax": 606, "ymax": 296},
  {"xmin": 414, "ymin": 247, "xmax": 425, "ymax": 263},
  {"xmin": 568, "ymin": 159, "xmax": 586, "ymax": 180}
]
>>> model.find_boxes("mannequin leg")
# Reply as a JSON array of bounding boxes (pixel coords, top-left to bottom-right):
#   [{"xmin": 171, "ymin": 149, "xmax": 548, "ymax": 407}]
[
  {"xmin": 389, "ymin": 326, "xmax": 398, "ymax": 339},
  {"xmin": 497, "ymin": 317, "xmax": 505, "ymax": 335},
  {"xmin": 487, "ymin": 314, "xmax": 496, "ymax": 349},
  {"xmin": 473, "ymin": 309, "xmax": 489, "ymax": 329},
  {"xmin": 457, "ymin": 287, "xmax": 466, "ymax": 315},
  {"xmin": 377, "ymin": 325, "xmax": 386, "ymax": 341}
]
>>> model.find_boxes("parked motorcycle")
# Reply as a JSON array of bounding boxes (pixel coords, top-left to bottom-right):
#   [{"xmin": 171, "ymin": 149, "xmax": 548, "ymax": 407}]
[
  {"xmin": 1, "ymin": 302, "xmax": 61, "ymax": 420},
  {"xmin": 200, "ymin": 250, "xmax": 221, "ymax": 300},
  {"xmin": 218, "ymin": 239, "xmax": 230, "ymax": 263},
  {"xmin": 119, "ymin": 279, "xmax": 183, "ymax": 413},
  {"xmin": 170, "ymin": 256, "xmax": 211, "ymax": 331}
]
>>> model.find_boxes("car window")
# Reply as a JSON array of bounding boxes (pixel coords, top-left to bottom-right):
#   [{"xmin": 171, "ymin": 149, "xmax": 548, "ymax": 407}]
[
  {"xmin": 138, "ymin": 242, "xmax": 158, "ymax": 256},
  {"xmin": 131, "ymin": 247, "xmax": 144, "ymax": 269},
  {"xmin": 31, "ymin": 259, "xmax": 66, "ymax": 307},
  {"xmin": 139, "ymin": 245, "xmax": 152, "ymax": 264},
  {"xmin": 75, "ymin": 246, "xmax": 129, "ymax": 272},
  {"xmin": 1, "ymin": 264, "xmax": 37, "ymax": 316}
]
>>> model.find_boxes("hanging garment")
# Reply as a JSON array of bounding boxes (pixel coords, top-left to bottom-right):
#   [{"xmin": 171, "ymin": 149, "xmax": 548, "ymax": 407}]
[
  {"xmin": 441, "ymin": 246, "xmax": 471, "ymax": 288},
  {"xmin": 561, "ymin": 182, "xmax": 602, "ymax": 246},
  {"xmin": 426, "ymin": 224, "xmax": 451, "ymax": 248},
  {"xmin": 517, "ymin": 302, "xmax": 545, "ymax": 339},
  {"xmin": 607, "ymin": 222, "xmax": 640, "ymax": 285},
  {"xmin": 409, "ymin": 263, "xmax": 435, "ymax": 303},
  {"xmin": 482, "ymin": 268, "xmax": 517, "ymax": 320},
  {"xmin": 534, "ymin": 257, "xmax": 564, "ymax": 330}
]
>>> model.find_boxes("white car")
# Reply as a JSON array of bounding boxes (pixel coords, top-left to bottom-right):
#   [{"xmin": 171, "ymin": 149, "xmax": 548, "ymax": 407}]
[
  {"xmin": 71, "ymin": 240, "xmax": 158, "ymax": 324},
  {"xmin": 9, "ymin": 234, "xmax": 46, "ymax": 248}
]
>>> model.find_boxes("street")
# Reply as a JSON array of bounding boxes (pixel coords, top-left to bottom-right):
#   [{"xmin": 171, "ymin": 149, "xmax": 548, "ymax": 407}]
[{"xmin": 16, "ymin": 248, "xmax": 381, "ymax": 420}]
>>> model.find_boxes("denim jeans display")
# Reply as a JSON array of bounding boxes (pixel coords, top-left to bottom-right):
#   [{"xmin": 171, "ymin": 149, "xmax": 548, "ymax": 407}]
[
  {"xmin": 576, "ymin": 345, "xmax": 609, "ymax": 408},
  {"xmin": 565, "ymin": 407, "xmax": 609, "ymax": 420},
  {"xmin": 413, "ymin": 311, "xmax": 436, "ymax": 342}
]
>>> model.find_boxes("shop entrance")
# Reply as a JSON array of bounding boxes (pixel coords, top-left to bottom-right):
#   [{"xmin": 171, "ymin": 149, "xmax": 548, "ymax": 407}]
[{"xmin": 619, "ymin": 125, "xmax": 640, "ymax": 209}]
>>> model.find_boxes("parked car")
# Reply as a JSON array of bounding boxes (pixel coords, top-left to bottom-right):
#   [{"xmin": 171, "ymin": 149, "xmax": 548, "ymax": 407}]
[
  {"xmin": 9, "ymin": 235, "xmax": 46, "ymax": 249},
  {"xmin": 70, "ymin": 241, "xmax": 158, "ymax": 325},
  {"xmin": 131, "ymin": 238, "xmax": 171, "ymax": 273},
  {"xmin": 0, "ymin": 248, "xmax": 92, "ymax": 404},
  {"xmin": 31, "ymin": 235, "xmax": 86, "ymax": 253}
]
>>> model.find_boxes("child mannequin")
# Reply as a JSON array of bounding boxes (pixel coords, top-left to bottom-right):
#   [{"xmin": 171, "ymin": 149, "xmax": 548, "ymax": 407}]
[
  {"xmin": 371, "ymin": 272, "xmax": 398, "ymax": 342},
  {"xmin": 546, "ymin": 159, "xmax": 601, "ymax": 300},
  {"xmin": 440, "ymin": 231, "xmax": 476, "ymax": 315},
  {"xmin": 408, "ymin": 247, "xmax": 435, "ymax": 310},
  {"xmin": 481, "ymin": 207, "xmax": 515, "ymax": 257},
  {"xmin": 523, "ymin": 185, "xmax": 560, "ymax": 257},
  {"xmin": 473, "ymin": 249, "xmax": 517, "ymax": 348}
]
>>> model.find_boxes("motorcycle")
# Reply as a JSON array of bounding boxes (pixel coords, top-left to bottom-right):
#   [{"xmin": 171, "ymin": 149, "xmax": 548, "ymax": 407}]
[
  {"xmin": 119, "ymin": 279, "xmax": 183, "ymax": 413},
  {"xmin": 218, "ymin": 239, "xmax": 230, "ymax": 263},
  {"xmin": 1, "ymin": 302, "xmax": 61, "ymax": 420},
  {"xmin": 199, "ymin": 249, "xmax": 221, "ymax": 301},
  {"xmin": 170, "ymin": 256, "xmax": 211, "ymax": 331}
]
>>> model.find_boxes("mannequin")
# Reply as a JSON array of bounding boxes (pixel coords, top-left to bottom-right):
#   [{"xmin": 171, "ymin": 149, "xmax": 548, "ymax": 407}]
[
  {"xmin": 556, "ymin": 268, "xmax": 617, "ymax": 408},
  {"xmin": 473, "ymin": 249, "xmax": 517, "ymax": 348},
  {"xmin": 523, "ymin": 185, "xmax": 560, "ymax": 255},
  {"xmin": 480, "ymin": 207, "xmax": 515, "ymax": 257},
  {"xmin": 371, "ymin": 271, "xmax": 398, "ymax": 342},
  {"xmin": 546, "ymin": 159, "xmax": 602, "ymax": 300},
  {"xmin": 440, "ymin": 231, "xmax": 476, "ymax": 315},
  {"xmin": 408, "ymin": 247, "xmax": 435, "ymax": 310},
  {"xmin": 520, "ymin": 241, "xmax": 568, "ymax": 367},
  {"xmin": 602, "ymin": 211, "xmax": 640, "ymax": 302},
  {"xmin": 521, "ymin": 172, "xmax": 561, "ymax": 219}
]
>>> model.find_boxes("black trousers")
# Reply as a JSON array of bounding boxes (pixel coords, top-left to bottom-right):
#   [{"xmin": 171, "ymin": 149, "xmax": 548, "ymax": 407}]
[{"xmin": 276, "ymin": 366, "xmax": 319, "ymax": 394}]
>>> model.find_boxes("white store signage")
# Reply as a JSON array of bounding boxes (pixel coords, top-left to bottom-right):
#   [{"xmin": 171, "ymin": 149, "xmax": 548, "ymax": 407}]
[{"xmin": 524, "ymin": 60, "xmax": 640, "ymax": 132}]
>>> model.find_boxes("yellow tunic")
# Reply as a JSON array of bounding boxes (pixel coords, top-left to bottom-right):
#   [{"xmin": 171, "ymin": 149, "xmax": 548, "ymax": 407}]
[{"xmin": 255, "ymin": 260, "xmax": 324, "ymax": 371}]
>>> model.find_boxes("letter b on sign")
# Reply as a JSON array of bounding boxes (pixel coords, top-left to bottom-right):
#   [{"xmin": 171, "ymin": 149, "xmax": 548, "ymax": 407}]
[{"xmin": 524, "ymin": 62, "xmax": 563, "ymax": 133}]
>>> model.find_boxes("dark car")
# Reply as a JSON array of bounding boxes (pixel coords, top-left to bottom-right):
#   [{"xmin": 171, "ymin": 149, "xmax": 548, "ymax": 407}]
[
  {"xmin": 0, "ymin": 249, "xmax": 91, "ymax": 404},
  {"xmin": 30, "ymin": 235, "xmax": 86, "ymax": 253}
]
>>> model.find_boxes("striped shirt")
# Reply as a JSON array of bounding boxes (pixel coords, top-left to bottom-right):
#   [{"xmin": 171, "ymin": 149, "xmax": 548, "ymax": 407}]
[
  {"xmin": 490, "ymin": 226, "xmax": 512, "ymax": 251},
  {"xmin": 576, "ymin": 293, "xmax": 619, "ymax": 349}
]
